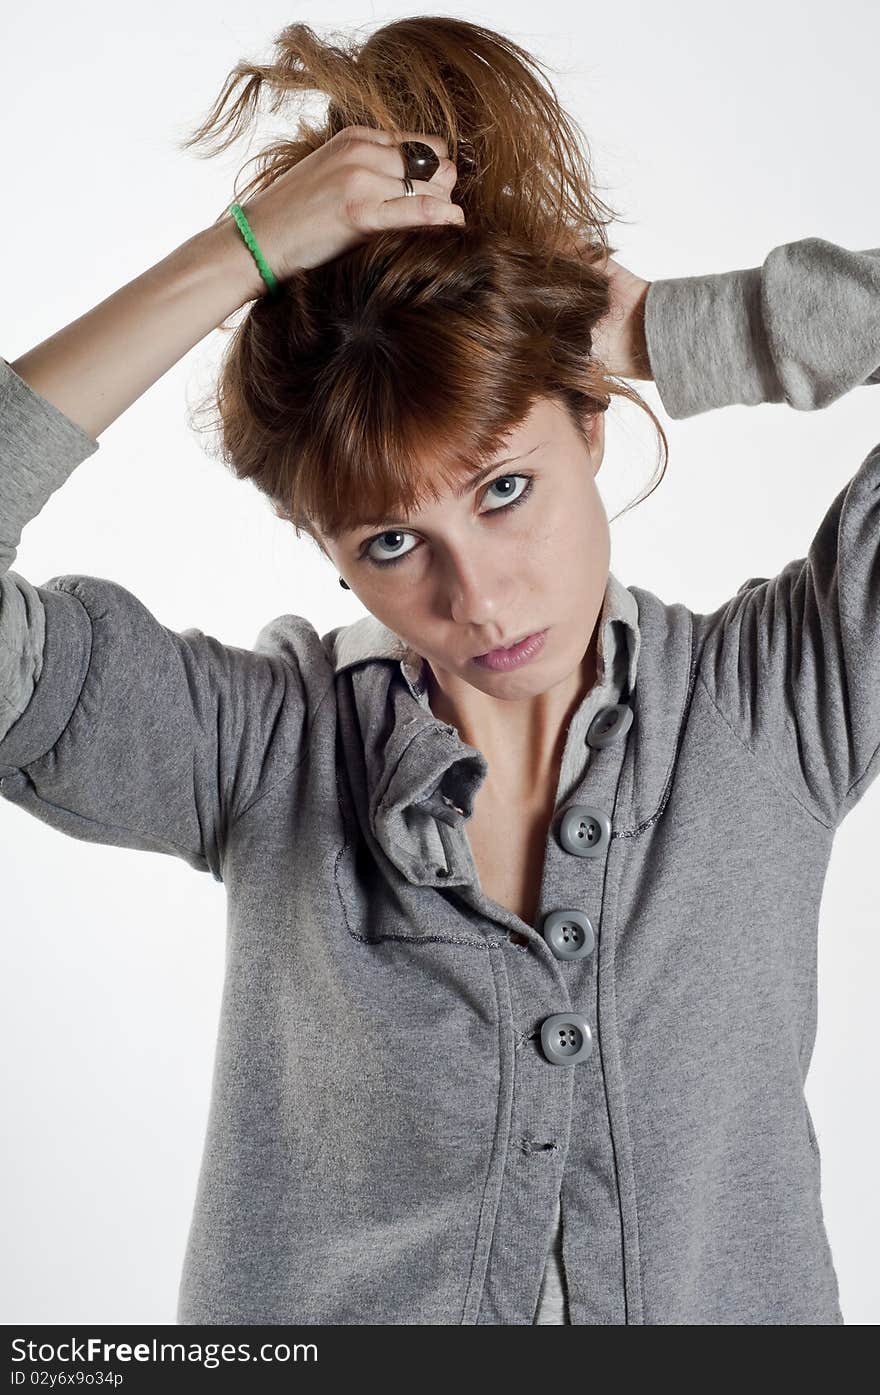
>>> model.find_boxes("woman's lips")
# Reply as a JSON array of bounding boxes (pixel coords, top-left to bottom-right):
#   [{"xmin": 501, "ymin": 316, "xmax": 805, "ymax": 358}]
[{"xmin": 471, "ymin": 629, "xmax": 548, "ymax": 671}]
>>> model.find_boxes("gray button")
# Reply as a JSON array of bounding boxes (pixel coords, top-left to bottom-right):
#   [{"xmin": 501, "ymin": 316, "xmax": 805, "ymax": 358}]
[
  {"xmin": 586, "ymin": 703, "xmax": 633, "ymax": 749},
  {"xmin": 540, "ymin": 1012, "xmax": 593, "ymax": 1065},
  {"xmin": 542, "ymin": 909, "xmax": 595, "ymax": 960},
  {"xmin": 559, "ymin": 804, "xmax": 611, "ymax": 858}
]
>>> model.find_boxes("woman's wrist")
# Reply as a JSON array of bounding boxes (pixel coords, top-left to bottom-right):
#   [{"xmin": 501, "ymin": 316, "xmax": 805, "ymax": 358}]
[
  {"xmin": 630, "ymin": 282, "xmax": 653, "ymax": 381},
  {"xmin": 199, "ymin": 215, "xmax": 272, "ymax": 310}
]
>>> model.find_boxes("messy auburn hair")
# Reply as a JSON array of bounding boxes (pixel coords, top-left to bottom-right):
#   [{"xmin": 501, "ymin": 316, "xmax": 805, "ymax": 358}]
[{"xmin": 178, "ymin": 14, "xmax": 668, "ymax": 553}]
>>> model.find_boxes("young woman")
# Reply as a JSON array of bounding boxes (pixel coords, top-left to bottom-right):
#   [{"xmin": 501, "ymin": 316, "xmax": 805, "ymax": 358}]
[{"xmin": 2, "ymin": 16, "xmax": 878, "ymax": 1325}]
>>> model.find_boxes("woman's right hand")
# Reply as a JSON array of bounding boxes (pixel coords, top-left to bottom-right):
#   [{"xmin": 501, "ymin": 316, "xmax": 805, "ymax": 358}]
[{"xmin": 234, "ymin": 125, "xmax": 465, "ymax": 285}]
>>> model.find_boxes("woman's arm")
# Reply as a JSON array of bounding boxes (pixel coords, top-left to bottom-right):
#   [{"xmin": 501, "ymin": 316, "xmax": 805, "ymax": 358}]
[
  {"xmin": 9, "ymin": 220, "xmax": 263, "ymax": 443},
  {"xmin": 679, "ymin": 235, "xmax": 880, "ymax": 829},
  {"xmin": 9, "ymin": 123, "xmax": 464, "ymax": 444},
  {"xmin": 0, "ymin": 352, "xmax": 309, "ymax": 879},
  {"xmin": 643, "ymin": 236, "xmax": 880, "ymax": 419}
]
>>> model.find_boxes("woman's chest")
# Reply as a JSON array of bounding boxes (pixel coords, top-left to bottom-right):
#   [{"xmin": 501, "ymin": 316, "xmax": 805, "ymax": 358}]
[{"xmin": 463, "ymin": 784, "xmax": 556, "ymax": 929}]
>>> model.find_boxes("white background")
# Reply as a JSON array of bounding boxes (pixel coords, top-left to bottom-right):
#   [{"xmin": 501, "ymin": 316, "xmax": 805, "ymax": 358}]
[{"xmin": 2, "ymin": 0, "xmax": 878, "ymax": 1324}]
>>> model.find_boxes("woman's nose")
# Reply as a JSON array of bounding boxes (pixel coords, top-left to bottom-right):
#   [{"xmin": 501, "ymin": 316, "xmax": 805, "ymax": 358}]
[{"xmin": 446, "ymin": 558, "xmax": 508, "ymax": 628}]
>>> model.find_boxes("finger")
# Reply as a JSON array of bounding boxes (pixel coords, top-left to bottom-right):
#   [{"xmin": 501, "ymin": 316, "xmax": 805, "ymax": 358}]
[
  {"xmin": 372, "ymin": 170, "xmax": 460, "ymax": 208},
  {"xmin": 334, "ymin": 125, "xmax": 450, "ymax": 162},
  {"xmin": 370, "ymin": 189, "xmax": 465, "ymax": 231},
  {"xmin": 362, "ymin": 168, "xmax": 460, "ymax": 205},
  {"xmin": 356, "ymin": 141, "xmax": 458, "ymax": 190}
]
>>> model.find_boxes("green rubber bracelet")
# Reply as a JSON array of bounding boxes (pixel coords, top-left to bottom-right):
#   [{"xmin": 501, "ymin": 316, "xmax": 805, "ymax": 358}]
[{"xmin": 228, "ymin": 201, "xmax": 280, "ymax": 296}]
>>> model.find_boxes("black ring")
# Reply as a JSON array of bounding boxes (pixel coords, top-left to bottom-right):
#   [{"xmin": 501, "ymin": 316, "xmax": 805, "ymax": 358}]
[{"xmin": 399, "ymin": 139, "xmax": 440, "ymax": 183}]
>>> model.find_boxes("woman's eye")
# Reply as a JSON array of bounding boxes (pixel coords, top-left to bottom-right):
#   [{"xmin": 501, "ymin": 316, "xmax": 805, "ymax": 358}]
[
  {"xmin": 363, "ymin": 527, "xmax": 415, "ymax": 568},
  {"xmin": 363, "ymin": 473, "xmax": 534, "ymax": 569},
  {"xmin": 484, "ymin": 474, "xmax": 530, "ymax": 508}
]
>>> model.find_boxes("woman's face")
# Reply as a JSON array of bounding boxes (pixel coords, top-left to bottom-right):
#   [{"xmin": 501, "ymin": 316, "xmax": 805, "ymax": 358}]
[{"xmin": 322, "ymin": 394, "xmax": 611, "ymax": 702}]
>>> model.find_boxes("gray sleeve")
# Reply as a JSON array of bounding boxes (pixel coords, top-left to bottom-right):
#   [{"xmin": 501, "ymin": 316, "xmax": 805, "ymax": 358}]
[
  {"xmin": 0, "ymin": 356, "xmax": 307, "ymax": 880},
  {"xmin": 645, "ymin": 239, "xmax": 880, "ymax": 828},
  {"xmin": 643, "ymin": 236, "xmax": 880, "ymax": 418},
  {"xmin": 0, "ymin": 355, "xmax": 100, "ymax": 735}
]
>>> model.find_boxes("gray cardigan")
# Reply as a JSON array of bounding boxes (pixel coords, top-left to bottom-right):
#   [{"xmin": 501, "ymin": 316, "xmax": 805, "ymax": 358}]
[{"xmin": 1, "ymin": 234, "xmax": 878, "ymax": 1324}]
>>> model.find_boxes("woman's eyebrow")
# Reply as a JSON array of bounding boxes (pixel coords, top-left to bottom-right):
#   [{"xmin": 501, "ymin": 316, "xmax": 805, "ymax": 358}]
[{"xmin": 453, "ymin": 439, "xmax": 546, "ymax": 499}]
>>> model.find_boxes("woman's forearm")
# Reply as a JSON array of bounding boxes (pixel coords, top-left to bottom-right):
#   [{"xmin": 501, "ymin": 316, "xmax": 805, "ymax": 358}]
[{"xmin": 9, "ymin": 218, "xmax": 265, "ymax": 442}]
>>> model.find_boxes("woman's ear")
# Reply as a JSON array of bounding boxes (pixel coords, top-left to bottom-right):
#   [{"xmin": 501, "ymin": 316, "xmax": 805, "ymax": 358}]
[{"xmin": 587, "ymin": 409, "xmax": 606, "ymax": 474}]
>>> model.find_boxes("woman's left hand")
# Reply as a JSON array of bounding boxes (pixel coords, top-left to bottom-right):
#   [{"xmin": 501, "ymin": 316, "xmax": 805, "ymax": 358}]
[{"xmin": 590, "ymin": 255, "xmax": 653, "ymax": 381}]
